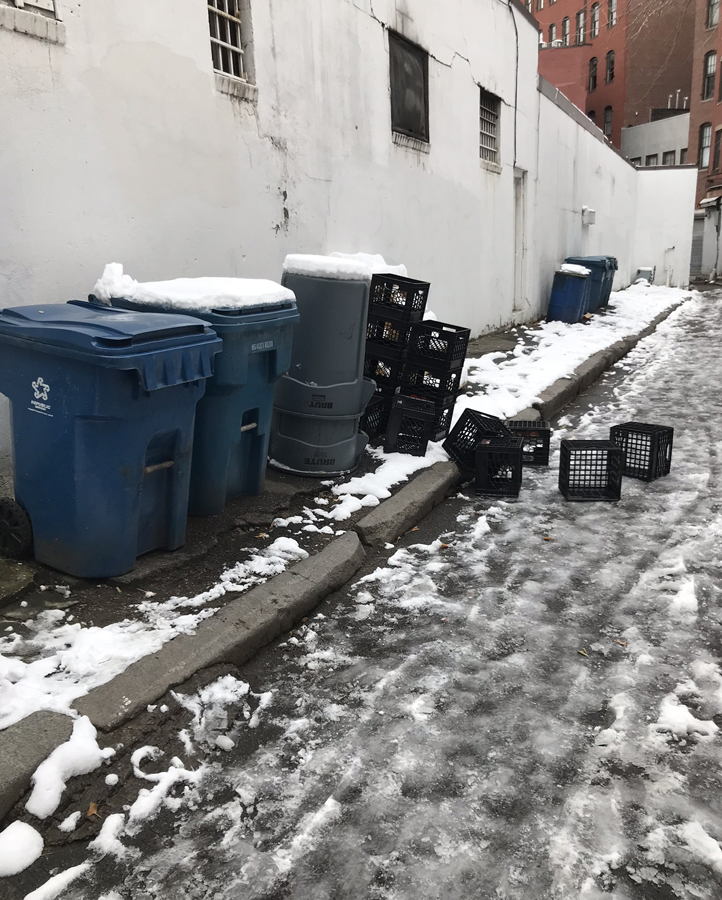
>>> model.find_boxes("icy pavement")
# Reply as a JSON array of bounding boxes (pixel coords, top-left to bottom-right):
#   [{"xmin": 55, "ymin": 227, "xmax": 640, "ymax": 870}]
[{"xmin": 4, "ymin": 293, "xmax": 718, "ymax": 898}]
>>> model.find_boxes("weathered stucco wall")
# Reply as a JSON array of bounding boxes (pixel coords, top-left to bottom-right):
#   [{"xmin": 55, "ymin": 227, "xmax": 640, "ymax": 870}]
[{"xmin": 0, "ymin": 0, "xmax": 697, "ymax": 494}]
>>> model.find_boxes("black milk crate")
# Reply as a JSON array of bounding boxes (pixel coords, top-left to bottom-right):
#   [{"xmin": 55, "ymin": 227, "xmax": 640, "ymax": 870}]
[
  {"xmin": 369, "ymin": 274, "xmax": 430, "ymax": 323},
  {"xmin": 397, "ymin": 390, "xmax": 458, "ymax": 442},
  {"xmin": 399, "ymin": 362, "xmax": 461, "ymax": 405},
  {"xmin": 430, "ymin": 397, "xmax": 457, "ymax": 441},
  {"xmin": 609, "ymin": 422, "xmax": 673, "ymax": 481},
  {"xmin": 383, "ymin": 394, "xmax": 436, "ymax": 457},
  {"xmin": 365, "ymin": 314, "xmax": 412, "ymax": 359},
  {"xmin": 364, "ymin": 355, "xmax": 404, "ymax": 394},
  {"xmin": 505, "ymin": 420, "xmax": 551, "ymax": 467},
  {"xmin": 360, "ymin": 394, "xmax": 392, "ymax": 439},
  {"xmin": 442, "ymin": 409, "xmax": 513, "ymax": 473},
  {"xmin": 475, "ymin": 437, "xmax": 524, "ymax": 498},
  {"xmin": 559, "ymin": 439, "xmax": 624, "ymax": 501},
  {"xmin": 406, "ymin": 320, "xmax": 471, "ymax": 371}
]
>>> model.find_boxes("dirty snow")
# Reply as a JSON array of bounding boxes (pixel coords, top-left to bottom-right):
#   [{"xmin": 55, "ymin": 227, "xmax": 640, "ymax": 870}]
[
  {"xmin": 92, "ymin": 263, "xmax": 294, "ymax": 310},
  {"xmin": 0, "ymin": 539, "xmax": 308, "ymax": 729},
  {"xmin": 37, "ymin": 290, "xmax": 722, "ymax": 900},
  {"xmin": 25, "ymin": 716, "xmax": 112, "ymax": 819}
]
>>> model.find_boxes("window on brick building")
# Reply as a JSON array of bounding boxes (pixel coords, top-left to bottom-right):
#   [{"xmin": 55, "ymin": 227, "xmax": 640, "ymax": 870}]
[
  {"xmin": 700, "ymin": 123, "xmax": 712, "ymax": 168},
  {"xmin": 608, "ymin": 0, "xmax": 617, "ymax": 27},
  {"xmin": 576, "ymin": 10, "xmax": 586, "ymax": 43},
  {"xmin": 590, "ymin": 3, "xmax": 600, "ymax": 37},
  {"xmin": 389, "ymin": 33, "xmax": 429, "ymax": 143},
  {"xmin": 537, "ymin": 0, "xmax": 544, "ymax": 10},
  {"xmin": 714, "ymin": 130, "xmax": 722, "ymax": 171},
  {"xmin": 662, "ymin": 150, "xmax": 676, "ymax": 166},
  {"xmin": 645, "ymin": 154, "xmax": 658, "ymax": 167},
  {"xmin": 708, "ymin": 0, "xmax": 720, "ymax": 27},
  {"xmin": 549, "ymin": 23, "xmax": 557, "ymax": 42},
  {"xmin": 589, "ymin": 57, "xmax": 598, "ymax": 91},
  {"xmin": 606, "ymin": 50, "xmax": 615, "ymax": 83},
  {"xmin": 703, "ymin": 51, "xmax": 717, "ymax": 99},
  {"xmin": 603, "ymin": 106, "xmax": 613, "ymax": 137},
  {"xmin": 562, "ymin": 17, "xmax": 570, "ymax": 45},
  {"xmin": 681, "ymin": 148, "xmax": 688, "ymax": 164},
  {"xmin": 526, "ymin": 0, "xmax": 532, "ymax": 11},
  {"xmin": 588, "ymin": 110, "xmax": 596, "ymax": 123}
]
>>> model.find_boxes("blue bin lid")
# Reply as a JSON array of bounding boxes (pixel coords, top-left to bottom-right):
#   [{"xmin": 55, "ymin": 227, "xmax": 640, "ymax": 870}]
[
  {"xmin": 565, "ymin": 256, "xmax": 611, "ymax": 270},
  {"xmin": 0, "ymin": 301, "xmax": 222, "ymax": 391}
]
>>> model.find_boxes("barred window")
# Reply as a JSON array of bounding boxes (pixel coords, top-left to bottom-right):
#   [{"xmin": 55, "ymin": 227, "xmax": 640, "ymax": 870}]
[
  {"xmin": 645, "ymin": 154, "xmax": 658, "ymax": 167},
  {"xmin": 208, "ymin": 0, "xmax": 246, "ymax": 81},
  {"xmin": 662, "ymin": 150, "xmax": 676, "ymax": 166},
  {"xmin": 7, "ymin": 0, "xmax": 61, "ymax": 16},
  {"xmin": 479, "ymin": 87, "xmax": 501, "ymax": 164}
]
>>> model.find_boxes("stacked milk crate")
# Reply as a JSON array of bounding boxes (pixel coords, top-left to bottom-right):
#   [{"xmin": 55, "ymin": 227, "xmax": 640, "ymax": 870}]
[{"xmin": 361, "ymin": 274, "xmax": 470, "ymax": 456}]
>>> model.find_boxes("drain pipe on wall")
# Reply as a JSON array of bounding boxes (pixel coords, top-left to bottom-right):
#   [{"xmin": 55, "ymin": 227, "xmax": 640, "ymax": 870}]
[{"xmin": 507, "ymin": 0, "xmax": 519, "ymax": 169}]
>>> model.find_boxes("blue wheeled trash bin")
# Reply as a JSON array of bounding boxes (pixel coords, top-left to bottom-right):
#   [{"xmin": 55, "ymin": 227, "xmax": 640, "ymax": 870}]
[
  {"xmin": 0, "ymin": 301, "xmax": 221, "ymax": 578},
  {"xmin": 565, "ymin": 256, "xmax": 611, "ymax": 313},
  {"xmin": 95, "ymin": 284, "xmax": 300, "ymax": 517},
  {"xmin": 546, "ymin": 268, "xmax": 590, "ymax": 324}
]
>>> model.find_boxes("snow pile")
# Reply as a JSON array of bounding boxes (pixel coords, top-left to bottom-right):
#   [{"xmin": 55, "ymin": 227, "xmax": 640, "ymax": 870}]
[
  {"xmin": 457, "ymin": 283, "xmax": 691, "ymax": 422},
  {"xmin": 649, "ymin": 693, "xmax": 719, "ymax": 740},
  {"xmin": 283, "ymin": 253, "xmax": 372, "ymax": 281},
  {"xmin": 26, "ymin": 716, "xmax": 113, "ymax": 818},
  {"xmin": 89, "ymin": 814, "xmax": 129, "ymax": 860},
  {"xmin": 559, "ymin": 263, "xmax": 591, "ymax": 277},
  {"xmin": 0, "ymin": 820, "xmax": 44, "ymax": 876},
  {"xmin": 329, "ymin": 251, "xmax": 408, "ymax": 277},
  {"xmin": 93, "ymin": 263, "xmax": 295, "ymax": 310},
  {"xmin": 0, "ymin": 539, "xmax": 307, "ymax": 729},
  {"xmin": 23, "ymin": 863, "xmax": 92, "ymax": 900}
]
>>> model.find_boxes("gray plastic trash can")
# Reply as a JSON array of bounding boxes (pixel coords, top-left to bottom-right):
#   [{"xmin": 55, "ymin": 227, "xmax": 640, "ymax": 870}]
[{"xmin": 269, "ymin": 257, "xmax": 376, "ymax": 475}]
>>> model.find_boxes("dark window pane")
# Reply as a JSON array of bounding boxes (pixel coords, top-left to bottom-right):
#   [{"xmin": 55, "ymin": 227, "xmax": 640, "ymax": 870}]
[{"xmin": 389, "ymin": 33, "xmax": 429, "ymax": 142}]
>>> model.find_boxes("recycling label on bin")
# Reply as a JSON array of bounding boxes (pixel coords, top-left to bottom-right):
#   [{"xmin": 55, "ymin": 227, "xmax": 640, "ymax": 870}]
[
  {"xmin": 29, "ymin": 376, "xmax": 53, "ymax": 417},
  {"xmin": 250, "ymin": 340, "xmax": 274, "ymax": 353}
]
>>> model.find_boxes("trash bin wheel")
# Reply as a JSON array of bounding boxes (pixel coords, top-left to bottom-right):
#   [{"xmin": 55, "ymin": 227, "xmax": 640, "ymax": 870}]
[{"xmin": 0, "ymin": 498, "xmax": 33, "ymax": 559}]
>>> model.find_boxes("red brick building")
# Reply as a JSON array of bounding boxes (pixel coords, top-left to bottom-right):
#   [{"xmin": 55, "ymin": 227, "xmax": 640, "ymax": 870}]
[
  {"xmin": 688, "ymin": 0, "xmax": 722, "ymax": 206},
  {"xmin": 529, "ymin": 0, "xmax": 695, "ymax": 148}
]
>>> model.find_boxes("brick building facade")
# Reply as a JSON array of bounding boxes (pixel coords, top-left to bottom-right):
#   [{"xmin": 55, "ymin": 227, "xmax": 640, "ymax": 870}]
[
  {"xmin": 530, "ymin": 0, "xmax": 694, "ymax": 149},
  {"xmin": 688, "ymin": 0, "xmax": 722, "ymax": 206}
]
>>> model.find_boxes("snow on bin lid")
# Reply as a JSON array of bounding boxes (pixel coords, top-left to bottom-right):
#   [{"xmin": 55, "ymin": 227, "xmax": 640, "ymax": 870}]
[
  {"xmin": 282, "ymin": 254, "xmax": 373, "ymax": 281},
  {"xmin": 93, "ymin": 263, "xmax": 295, "ymax": 311},
  {"xmin": 559, "ymin": 263, "xmax": 592, "ymax": 277},
  {"xmin": 329, "ymin": 252, "xmax": 408, "ymax": 277}
]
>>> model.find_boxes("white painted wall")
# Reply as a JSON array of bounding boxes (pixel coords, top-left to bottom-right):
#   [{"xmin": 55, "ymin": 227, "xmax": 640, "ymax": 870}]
[
  {"xmin": 633, "ymin": 169, "xmax": 696, "ymax": 286},
  {"xmin": 621, "ymin": 114, "xmax": 690, "ymax": 166},
  {"xmin": 0, "ymin": 0, "xmax": 697, "ymax": 494}
]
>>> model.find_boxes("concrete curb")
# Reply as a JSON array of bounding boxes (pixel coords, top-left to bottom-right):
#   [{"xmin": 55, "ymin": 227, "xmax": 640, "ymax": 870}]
[
  {"xmin": 533, "ymin": 303, "xmax": 683, "ymax": 421},
  {"xmin": 354, "ymin": 461, "xmax": 463, "ymax": 547},
  {"xmin": 0, "ymin": 711, "xmax": 74, "ymax": 822},
  {"xmin": 73, "ymin": 532, "xmax": 365, "ymax": 732}
]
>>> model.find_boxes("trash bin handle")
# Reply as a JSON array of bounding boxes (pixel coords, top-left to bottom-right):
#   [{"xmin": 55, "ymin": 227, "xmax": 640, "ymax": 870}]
[{"xmin": 144, "ymin": 460, "xmax": 174, "ymax": 475}]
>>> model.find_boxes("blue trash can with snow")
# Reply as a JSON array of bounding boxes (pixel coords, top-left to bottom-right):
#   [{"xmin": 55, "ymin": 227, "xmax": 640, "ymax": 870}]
[
  {"xmin": 546, "ymin": 264, "xmax": 591, "ymax": 324},
  {"xmin": 0, "ymin": 300, "xmax": 221, "ymax": 577},
  {"xmin": 565, "ymin": 256, "xmax": 611, "ymax": 313},
  {"xmin": 92, "ymin": 264, "xmax": 300, "ymax": 516}
]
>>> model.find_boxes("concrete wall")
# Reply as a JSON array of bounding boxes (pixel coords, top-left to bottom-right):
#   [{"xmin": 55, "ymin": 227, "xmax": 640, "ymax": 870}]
[
  {"xmin": 533, "ymin": 78, "xmax": 638, "ymax": 302},
  {"xmin": 621, "ymin": 114, "xmax": 690, "ymax": 166},
  {"xmin": 633, "ymin": 168, "xmax": 697, "ymax": 285}
]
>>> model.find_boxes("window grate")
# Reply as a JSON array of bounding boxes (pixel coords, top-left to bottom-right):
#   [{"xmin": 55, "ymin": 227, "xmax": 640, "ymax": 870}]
[
  {"xmin": 479, "ymin": 88, "xmax": 501, "ymax": 163},
  {"xmin": 208, "ymin": 0, "xmax": 245, "ymax": 81}
]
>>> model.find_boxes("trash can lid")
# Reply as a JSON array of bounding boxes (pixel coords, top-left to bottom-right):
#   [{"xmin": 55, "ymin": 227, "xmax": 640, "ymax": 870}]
[
  {"xmin": 565, "ymin": 256, "xmax": 611, "ymax": 269},
  {"xmin": 0, "ymin": 301, "xmax": 222, "ymax": 390}
]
